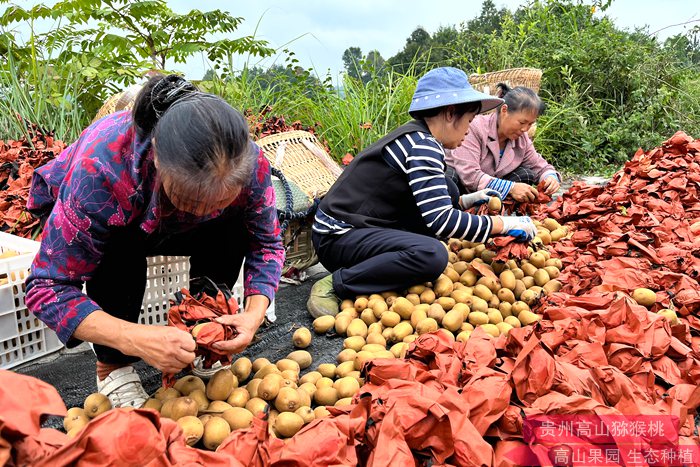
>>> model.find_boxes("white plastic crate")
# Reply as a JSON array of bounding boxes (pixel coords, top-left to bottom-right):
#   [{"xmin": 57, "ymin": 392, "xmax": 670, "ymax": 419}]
[
  {"xmin": 138, "ymin": 257, "xmax": 276, "ymax": 326},
  {"xmin": 0, "ymin": 232, "xmax": 62, "ymax": 370},
  {"xmin": 0, "ymin": 237, "xmax": 275, "ymax": 369}
]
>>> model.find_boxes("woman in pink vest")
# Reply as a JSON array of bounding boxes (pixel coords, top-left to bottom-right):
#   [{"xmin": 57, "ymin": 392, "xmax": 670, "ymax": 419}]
[{"xmin": 445, "ymin": 84, "xmax": 560, "ymax": 202}]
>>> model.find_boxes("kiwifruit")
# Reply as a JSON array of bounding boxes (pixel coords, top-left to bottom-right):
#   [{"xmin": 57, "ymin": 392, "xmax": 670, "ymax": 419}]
[
  {"xmin": 232, "ymin": 357, "xmax": 253, "ymax": 382},
  {"xmin": 226, "ymin": 387, "xmax": 250, "ymax": 408},
  {"xmin": 335, "ymin": 360, "xmax": 355, "ymax": 378},
  {"xmin": 344, "ymin": 335, "xmax": 366, "ymax": 352},
  {"xmin": 258, "ymin": 374, "xmax": 283, "ymax": 401},
  {"xmin": 141, "ymin": 398, "xmax": 162, "ymax": 411},
  {"xmin": 366, "ymin": 332, "xmax": 387, "ymax": 347},
  {"xmin": 274, "ymin": 386, "xmax": 302, "ymax": 412},
  {"xmin": 202, "ymin": 416, "xmax": 231, "ymax": 450},
  {"xmin": 292, "ymin": 327, "xmax": 312, "ymax": 348},
  {"xmin": 295, "ymin": 406, "xmax": 315, "ymax": 424},
  {"xmin": 276, "ymin": 359, "xmax": 301, "ymax": 374},
  {"xmin": 173, "ymin": 375, "xmax": 206, "ymax": 396},
  {"xmin": 312, "ymin": 315, "xmax": 335, "ymax": 334},
  {"xmin": 314, "ymin": 387, "xmax": 339, "ymax": 406},
  {"xmin": 273, "ymin": 411, "xmax": 305, "ymax": 438},
  {"xmin": 63, "ymin": 407, "xmax": 89, "ymax": 432},
  {"xmin": 313, "ymin": 406, "xmax": 331, "ymax": 419},
  {"xmin": 315, "ymin": 377, "xmax": 334, "ymax": 389},
  {"xmin": 207, "ymin": 400, "xmax": 234, "ymax": 413},
  {"xmin": 177, "ymin": 415, "xmax": 204, "ymax": 446},
  {"xmin": 415, "ymin": 317, "xmax": 438, "ymax": 335},
  {"xmin": 244, "ymin": 397, "xmax": 268, "ymax": 417},
  {"xmin": 299, "ymin": 371, "xmax": 322, "ymax": 385},
  {"xmin": 83, "ymin": 393, "xmax": 111, "ymax": 418},
  {"xmin": 66, "ymin": 417, "xmax": 89, "ymax": 437},
  {"xmin": 206, "ymin": 369, "xmax": 236, "ymax": 401},
  {"xmin": 188, "ymin": 389, "xmax": 210, "ymax": 412},
  {"xmin": 154, "ymin": 387, "xmax": 181, "ymax": 402},
  {"xmin": 333, "ymin": 376, "xmax": 360, "ymax": 399},
  {"xmin": 251, "ymin": 358, "xmax": 271, "ymax": 373},
  {"xmin": 169, "ymin": 397, "xmax": 199, "ymax": 420},
  {"xmin": 317, "ymin": 363, "xmax": 336, "ymax": 379},
  {"xmin": 221, "ymin": 407, "xmax": 254, "ymax": 431},
  {"xmin": 632, "ymin": 288, "xmax": 656, "ymax": 307}
]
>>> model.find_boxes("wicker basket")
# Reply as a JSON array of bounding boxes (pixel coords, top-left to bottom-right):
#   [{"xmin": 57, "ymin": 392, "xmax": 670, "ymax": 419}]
[
  {"xmin": 91, "ymin": 84, "xmax": 143, "ymax": 124},
  {"xmin": 256, "ymin": 131, "xmax": 342, "ymax": 199},
  {"xmin": 469, "ymin": 67, "xmax": 543, "ymax": 96},
  {"xmin": 257, "ymin": 130, "xmax": 342, "ymax": 276},
  {"xmin": 469, "ymin": 67, "xmax": 543, "ymax": 138}
]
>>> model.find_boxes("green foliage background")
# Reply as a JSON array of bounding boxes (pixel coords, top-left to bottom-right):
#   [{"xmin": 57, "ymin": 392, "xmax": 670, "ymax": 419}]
[{"xmin": 1, "ymin": 0, "xmax": 699, "ymax": 176}]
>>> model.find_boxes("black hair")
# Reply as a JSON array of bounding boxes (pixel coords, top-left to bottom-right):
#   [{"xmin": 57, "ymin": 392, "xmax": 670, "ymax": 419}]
[
  {"xmin": 410, "ymin": 101, "xmax": 482, "ymax": 120},
  {"xmin": 496, "ymin": 83, "xmax": 546, "ymax": 116},
  {"xmin": 132, "ymin": 74, "xmax": 255, "ymax": 205}
]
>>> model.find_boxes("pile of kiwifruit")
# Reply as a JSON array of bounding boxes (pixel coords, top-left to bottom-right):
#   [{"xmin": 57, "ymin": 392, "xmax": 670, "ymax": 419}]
[
  {"xmin": 63, "ymin": 217, "xmax": 568, "ymax": 449},
  {"xmin": 315, "ymin": 217, "xmax": 568, "ymax": 347}
]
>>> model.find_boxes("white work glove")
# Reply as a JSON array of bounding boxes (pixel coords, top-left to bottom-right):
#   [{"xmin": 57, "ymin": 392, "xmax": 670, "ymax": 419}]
[
  {"xmin": 459, "ymin": 189, "xmax": 501, "ymax": 210},
  {"xmin": 498, "ymin": 215, "xmax": 537, "ymax": 242}
]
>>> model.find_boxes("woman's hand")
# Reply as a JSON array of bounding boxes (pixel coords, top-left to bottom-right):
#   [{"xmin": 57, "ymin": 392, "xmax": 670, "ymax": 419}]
[
  {"xmin": 459, "ymin": 189, "xmax": 501, "ymax": 210},
  {"xmin": 542, "ymin": 175, "xmax": 560, "ymax": 195},
  {"xmin": 127, "ymin": 324, "xmax": 196, "ymax": 375},
  {"xmin": 509, "ymin": 182, "xmax": 538, "ymax": 202},
  {"xmin": 212, "ymin": 295, "xmax": 269, "ymax": 354}
]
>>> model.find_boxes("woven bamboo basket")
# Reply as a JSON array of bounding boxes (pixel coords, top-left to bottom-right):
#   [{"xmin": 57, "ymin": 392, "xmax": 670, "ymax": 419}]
[
  {"xmin": 91, "ymin": 84, "xmax": 143, "ymax": 124},
  {"xmin": 257, "ymin": 130, "xmax": 342, "ymax": 275},
  {"xmin": 469, "ymin": 67, "xmax": 543, "ymax": 138},
  {"xmin": 469, "ymin": 67, "xmax": 543, "ymax": 96},
  {"xmin": 256, "ymin": 131, "xmax": 342, "ymax": 199}
]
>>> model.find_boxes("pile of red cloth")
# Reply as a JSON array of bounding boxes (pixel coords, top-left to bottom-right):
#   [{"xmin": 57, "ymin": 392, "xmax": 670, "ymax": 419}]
[
  {"xmin": 0, "ymin": 124, "xmax": 65, "ymax": 238},
  {"xmin": 542, "ymin": 131, "xmax": 700, "ymax": 321},
  {"xmin": 3, "ymin": 316, "xmax": 698, "ymax": 465},
  {"xmin": 163, "ymin": 286, "xmax": 240, "ymax": 386}
]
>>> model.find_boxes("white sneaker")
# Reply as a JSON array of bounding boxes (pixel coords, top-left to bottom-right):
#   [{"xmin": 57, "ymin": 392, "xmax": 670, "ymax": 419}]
[{"xmin": 96, "ymin": 366, "xmax": 149, "ymax": 409}]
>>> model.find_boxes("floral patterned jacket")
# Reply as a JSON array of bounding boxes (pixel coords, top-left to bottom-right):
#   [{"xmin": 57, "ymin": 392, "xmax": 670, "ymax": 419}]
[{"xmin": 25, "ymin": 111, "xmax": 284, "ymax": 344}]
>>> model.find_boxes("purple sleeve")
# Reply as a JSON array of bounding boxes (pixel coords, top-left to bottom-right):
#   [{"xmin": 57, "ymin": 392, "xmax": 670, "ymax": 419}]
[
  {"xmin": 25, "ymin": 137, "xmax": 137, "ymax": 345},
  {"xmin": 242, "ymin": 150, "xmax": 285, "ymax": 302}
]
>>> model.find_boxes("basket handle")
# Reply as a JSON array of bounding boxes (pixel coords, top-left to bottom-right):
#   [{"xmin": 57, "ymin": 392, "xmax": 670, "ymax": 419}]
[{"xmin": 270, "ymin": 166, "xmax": 320, "ymax": 235}]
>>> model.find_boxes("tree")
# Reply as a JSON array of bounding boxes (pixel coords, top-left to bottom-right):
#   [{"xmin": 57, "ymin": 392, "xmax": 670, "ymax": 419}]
[
  {"xmin": 0, "ymin": 0, "xmax": 274, "ymax": 116},
  {"xmin": 387, "ymin": 27, "xmax": 432, "ymax": 74},
  {"xmin": 464, "ymin": 0, "xmax": 508, "ymax": 36},
  {"xmin": 201, "ymin": 69, "xmax": 218, "ymax": 81},
  {"xmin": 363, "ymin": 50, "xmax": 386, "ymax": 83},
  {"xmin": 342, "ymin": 47, "xmax": 363, "ymax": 80}
]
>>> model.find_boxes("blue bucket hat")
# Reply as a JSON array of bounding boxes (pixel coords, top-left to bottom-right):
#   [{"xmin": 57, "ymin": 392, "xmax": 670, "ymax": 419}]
[{"xmin": 409, "ymin": 67, "xmax": 503, "ymax": 117}]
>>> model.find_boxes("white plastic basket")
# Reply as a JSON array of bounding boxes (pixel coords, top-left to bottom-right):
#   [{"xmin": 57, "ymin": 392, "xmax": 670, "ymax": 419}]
[
  {"xmin": 138, "ymin": 257, "xmax": 276, "ymax": 325},
  {"xmin": 0, "ymin": 233, "xmax": 62, "ymax": 369},
  {"xmin": 0, "ymin": 236, "xmax": 275, "ymax": 370}
]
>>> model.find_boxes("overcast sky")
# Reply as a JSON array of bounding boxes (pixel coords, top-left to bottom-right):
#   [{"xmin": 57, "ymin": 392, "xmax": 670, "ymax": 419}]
[{"xmin": 164, "ymin": 0, "xmax": 700, "ymax": 82}]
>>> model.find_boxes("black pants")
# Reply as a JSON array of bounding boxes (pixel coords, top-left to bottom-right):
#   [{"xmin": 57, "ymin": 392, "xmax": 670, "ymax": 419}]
[
  {"xmin": 87, "ymin": 214, "xmax": 248, "ymax": 364},
  {"xmin": 312, "ymin": 176, "xmax": 459, "ymax": 298},
  {"xmin": 446, "ymin": 165, "xmax": 537, "ymax": 194},
  {"xmin": 313, "ymin": 228, "xmax": 448, "ymax": 299}
]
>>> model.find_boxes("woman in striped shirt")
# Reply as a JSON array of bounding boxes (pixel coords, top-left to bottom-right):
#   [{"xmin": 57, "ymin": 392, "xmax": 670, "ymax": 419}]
[{"xmin": 307, "ymin": 67, "xmax": 538, "ymax": 318}]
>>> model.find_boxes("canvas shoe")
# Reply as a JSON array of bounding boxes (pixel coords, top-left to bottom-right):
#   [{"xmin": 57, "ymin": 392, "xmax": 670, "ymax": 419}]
[
  {"xmin": 96, "ymin": 365, "xmax": 149, "ymax": 409},
  {"xmin": 306, "ymin": 274, "xmax": 341, "ymax": 318}
]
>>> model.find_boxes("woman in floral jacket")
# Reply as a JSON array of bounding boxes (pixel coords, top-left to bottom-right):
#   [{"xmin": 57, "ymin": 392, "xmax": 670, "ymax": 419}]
[{"xmin": 25, "ymin": 75, "xmax": 284, "ymax": 408}]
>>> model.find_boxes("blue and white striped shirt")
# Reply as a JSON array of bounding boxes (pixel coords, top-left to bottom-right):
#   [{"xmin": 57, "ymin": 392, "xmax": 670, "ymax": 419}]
[{"xmin": 313, "ymin": 131, "xmax": 493, "ymax": 243}]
